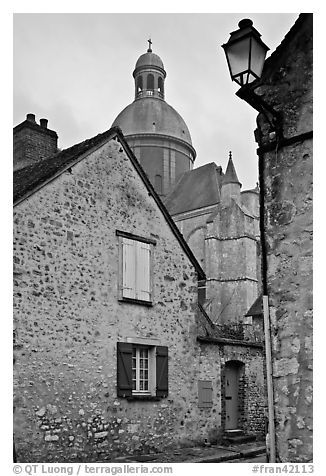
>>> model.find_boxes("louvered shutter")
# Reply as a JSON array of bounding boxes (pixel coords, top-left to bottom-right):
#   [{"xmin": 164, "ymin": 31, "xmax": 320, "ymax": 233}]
[
  {"xmin": 156, "ymin": 346, "xmax": 168, "ymax": 397},
  {"xmin": 122, "ymin": 238, "xmax": 136, "ymax": 299},
  {"xmin": 136, "ymin": 241, "xmax": 151, "ymax": 302},
  {"xmin": 117, "ymin": 342, "xmax": 133, "ymax": 397},
  {"xmin": 198, "ymin": 380, "xmax": 213, "ymax": 408}
]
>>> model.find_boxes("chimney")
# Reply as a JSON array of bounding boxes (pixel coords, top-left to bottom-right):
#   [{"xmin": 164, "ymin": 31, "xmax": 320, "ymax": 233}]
[
  {"xmin": 40, "ymin": 118, "xmax": 48, "ymax": 129},
  {"xmin": 13, "ymin": 114, "xmax": 58, "ymax": 171}
]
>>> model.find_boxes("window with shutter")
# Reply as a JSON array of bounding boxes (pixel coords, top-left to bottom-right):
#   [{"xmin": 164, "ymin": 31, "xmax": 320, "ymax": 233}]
[
  {"xmin": 117, "ymin": 342, "xmax": 133, "ymax": 398},
  {"xmin": 198, "ymin": 380, "xmax": 213, "ymax": 408},
  {"xmin": 116, "ymin": 231, "xmax": 155, "ymax": 305},
  {"xmin": 117, "ymin": 342, "xmax": 168, "ymax": 399}
]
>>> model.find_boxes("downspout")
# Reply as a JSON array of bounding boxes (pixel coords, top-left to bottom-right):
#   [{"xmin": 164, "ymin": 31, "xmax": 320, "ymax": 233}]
[{"xmin": 257, "ymin": 142, "xmax": 276, "ymax": 463}]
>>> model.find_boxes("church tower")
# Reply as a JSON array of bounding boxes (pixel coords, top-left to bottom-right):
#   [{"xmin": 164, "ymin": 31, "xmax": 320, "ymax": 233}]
[{"xmin": 112, "ymin": 41, "xmax": 196, "ymax": 197}]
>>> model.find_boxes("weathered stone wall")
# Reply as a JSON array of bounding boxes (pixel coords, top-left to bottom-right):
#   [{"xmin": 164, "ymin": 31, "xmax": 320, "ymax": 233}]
[
  {"xmin": 200, "ymin": 343, "xmax": 266, "ymax": 437},
  {"xmin": 205, "ymin": 202, "xmax": 259, "ymax": 322},
  {"xmin": 264, "ymin": 140, "xmax": 313, "ymax": 462},
  {"xmin": 13, "ymin": 139, "xmax": 218, "ymax": 462},
  {"xmin": 255, "ymin": 14, "xmax": 313, "ymax": 462},
  {"xmin": 173, "ymin": 207, "xmax": 216, "ymax": 272}
]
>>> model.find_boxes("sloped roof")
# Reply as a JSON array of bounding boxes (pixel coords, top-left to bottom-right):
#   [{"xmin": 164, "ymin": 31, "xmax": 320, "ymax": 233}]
[
  {"xmin": 245, "ymin": 294, "xmax": 263, "ymax": 317},
  {"xmin": 262, "ymin": 14, "xmax": 309, "ymax": 75},
  {"xmin": 13, "ymin": 126, "xmax": 205, "ymax": 280},
  {"xmin": 223, "ymin": 155, "xmax": 241, "ymax": 186},
  {"xmin": 112, "ymin": 97, "xmax": 194, "ymax": 149},
  {"xmin": 164, "ymin": 163, "xmax": 222, "ymax": 216},
  {"xmin": 13, "ymin": 128, "xmax": 118, "ymax": 204}
]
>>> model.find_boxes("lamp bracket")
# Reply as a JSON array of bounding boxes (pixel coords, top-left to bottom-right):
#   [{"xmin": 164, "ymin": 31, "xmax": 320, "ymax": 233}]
[{"xmin": 236, "ymin": 85, "xmax": 283, "ymax": 139}]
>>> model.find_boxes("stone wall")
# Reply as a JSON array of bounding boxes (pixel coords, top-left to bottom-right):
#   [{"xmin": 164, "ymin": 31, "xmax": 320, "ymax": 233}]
[
  {"xmin": 13, "ymin": 139, "xmax": 218, "ymax": 462},
  {"xmin": 200, "ymin": 343, "xmax": 266, "ymax": 437},
  {"xmin": 205, "ymin": 201, "xmax": 259, "ymax": 323},
  {"xmin": 254, "ymin": 14, "xmax": 313, "ymax": 462}
]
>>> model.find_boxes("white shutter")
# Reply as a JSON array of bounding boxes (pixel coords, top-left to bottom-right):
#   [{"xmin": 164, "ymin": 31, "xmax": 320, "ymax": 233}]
[
  {"xmin": 122, "ymin": 238, "xmax": 136, "ymax": 299},
  {"xmin": 136, "ymin": 241, "xmax": 151, "ymax": 302}
]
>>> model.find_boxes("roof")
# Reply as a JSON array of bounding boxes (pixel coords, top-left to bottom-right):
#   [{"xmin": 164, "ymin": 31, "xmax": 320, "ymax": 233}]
[
  {"xmin": 13, "ymin": 128, "xmax": 118, "ymax": 204},
  {"xmin": 222, "ymin": 155, "xmax": 241, "ymax": 186},
  {"xmin": 134, "ymin": 51, "xmax": 165, "ymax": 73},
  {"xmin": 245, "ymin": 294, "xmax": 263, "ymax": 317},
  {"xmin": 262, "ymin": 14, "xmax": 311, "ymax": 76},
  {"xmin": 13, "ymin": 126, "xmax": 206, "ymax": 280},
  {"xmin": 164, "ymin": 163, "xmax": 222, "ymax": 216},
  {"xmin": 111, "ymin": 97, "xmax": 193, "ymax": 148}
]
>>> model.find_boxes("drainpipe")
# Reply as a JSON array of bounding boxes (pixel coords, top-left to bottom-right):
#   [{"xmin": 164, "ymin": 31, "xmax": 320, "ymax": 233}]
[{"xmin": 257, "ymin": 142, "xmax": 276, "ymax": 463}]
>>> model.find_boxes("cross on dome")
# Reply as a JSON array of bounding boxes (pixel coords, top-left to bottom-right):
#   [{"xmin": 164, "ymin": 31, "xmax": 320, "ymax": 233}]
[{"xmin": 147, "ymin": 38, "xmax": 152, "ymax": 52}]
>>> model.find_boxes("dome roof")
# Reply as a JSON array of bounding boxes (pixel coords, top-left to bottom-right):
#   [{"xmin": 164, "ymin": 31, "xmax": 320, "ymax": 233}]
[
  {"xmin": 135, "ymin": 51, "xmax": 164, "ymax": 72},
  {"xmin": 112, "ymin": 98, "xmax": 193, "ymax": 146}
]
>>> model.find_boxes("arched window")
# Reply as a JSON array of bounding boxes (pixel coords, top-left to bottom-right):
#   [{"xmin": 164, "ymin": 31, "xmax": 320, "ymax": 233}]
[
  {"xmin": 158, "ymin": 77, "xmax": 164, "ymax": 95},
  {"xmin": 136, "ymin": 76, "xmax": 143, "ymax": 92},
  {"xmin": 155, "ymin": 175, "xmax": 162, "ymax": 195},
  {"xmin": 147, "ymin": 74, "xmax": 154, "ymax": 91}
]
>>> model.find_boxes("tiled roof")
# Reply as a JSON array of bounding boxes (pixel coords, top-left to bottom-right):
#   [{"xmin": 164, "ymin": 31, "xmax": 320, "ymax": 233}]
[
  {"xmin": 164, "ymin": 163, "xmax": 222, "ymax": 216},
  {"xmin": 14, "ymin": 128, "xmax": 119, "ymax": 204}
]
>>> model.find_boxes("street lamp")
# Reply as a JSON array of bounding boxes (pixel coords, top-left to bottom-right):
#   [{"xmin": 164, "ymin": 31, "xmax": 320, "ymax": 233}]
[
  {"xmin": 222, "ymin": 19, "xmax": 282, "ymax": 137},
  {"xmin": 222, "ymin": 18, "xmax": 269, "ymax": 87}
]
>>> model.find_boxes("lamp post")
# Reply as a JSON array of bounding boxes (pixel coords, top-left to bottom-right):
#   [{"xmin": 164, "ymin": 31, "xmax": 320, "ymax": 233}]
[
  {"xmin": 222, "ymin": 18, "xmax": 269, "ymax": 87},
  {"xmin": 222, "ymin": 19, "xmax": 277, "ymax": 463},
  {"xmin": 222, "ymin": 19, "xmax": 282, "ymax": 138}
]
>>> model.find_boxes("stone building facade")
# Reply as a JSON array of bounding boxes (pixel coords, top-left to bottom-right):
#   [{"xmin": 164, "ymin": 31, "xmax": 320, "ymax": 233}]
[
  {"xmin": 13, "ymin": 119, "xmax": 266, "ymax": 462},
  {"xmin": 165, "ymin": 157, "xmax": 261, "ymax": 324},
  {"xmin": 242, "ymin": 13, "xmax": 313, "ymax": 462},
  {"xmin": 13, "ymin": 127, "xmax": 211, "ymax": 462}
]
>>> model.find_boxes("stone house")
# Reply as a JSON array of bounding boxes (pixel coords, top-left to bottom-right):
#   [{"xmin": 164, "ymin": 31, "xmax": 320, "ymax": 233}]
[
  {"xmin": 13, "ymin": 115, "xmax": 266, "ymax": 462},
  {"xmin": 13, "ymin": 122, "xmax": 213, "ymax": 462},
  {"xmin": 239, "ymin": 13, "xmax": 313, "ymax": 462}
]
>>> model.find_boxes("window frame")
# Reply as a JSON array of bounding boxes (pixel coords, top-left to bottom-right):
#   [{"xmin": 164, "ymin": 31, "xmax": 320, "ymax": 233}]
[
  {"xmin": 116, "ymin": 230, "xmax": 156, "ymax": 306},
  {"xmin": 117, "ymin": 341, "xmax": 168, "ymax": 400},
  {"xmin": 132, "ymin": 345, "xmax": 156, "ymax": 396}
]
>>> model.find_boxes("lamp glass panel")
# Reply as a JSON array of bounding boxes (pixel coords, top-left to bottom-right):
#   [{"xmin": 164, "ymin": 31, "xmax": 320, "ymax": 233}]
[
  {"xmin": 226, "ymin": 37, "xmax": 251, "ymax": 77},
  {"xmin": 250, "ymin": 37, "xmax": 268, "ymax": 78}
]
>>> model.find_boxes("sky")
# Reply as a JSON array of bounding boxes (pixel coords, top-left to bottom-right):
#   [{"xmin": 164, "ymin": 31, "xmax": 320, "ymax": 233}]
[{"xmin": 13, "ymin": 12, "xmax": 299, "ymax": 191}]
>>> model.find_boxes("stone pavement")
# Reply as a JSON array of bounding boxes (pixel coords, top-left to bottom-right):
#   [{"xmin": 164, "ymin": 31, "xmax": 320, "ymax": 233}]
[{"xmin": 113, "ymin": 440, "xmax": 266, "ymax": 463}]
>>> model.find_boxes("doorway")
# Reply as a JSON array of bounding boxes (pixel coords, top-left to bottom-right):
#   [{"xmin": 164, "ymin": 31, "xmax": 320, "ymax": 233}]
[{"xmin": 224, "ymin": 360, "xmax": 244, "ymax": 430}]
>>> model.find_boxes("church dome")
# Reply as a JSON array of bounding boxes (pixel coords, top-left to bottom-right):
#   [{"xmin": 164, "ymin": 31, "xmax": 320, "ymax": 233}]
[
  {"xmin": 112, "ymin": 97, "xmax": 193, "ymax": 147},
  {"xmin": 135, "ymin": 51, "xmax": 165, "ymax": 73},
  {"xmin": 111, "ymin": 42, "xmax": 196, "ymax": 198}
]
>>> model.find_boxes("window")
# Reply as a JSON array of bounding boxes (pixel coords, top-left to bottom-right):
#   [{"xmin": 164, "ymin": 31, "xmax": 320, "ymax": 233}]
[
  {"xmin": 117, "ymin": 342, "xmax": 168, "ymax": 399},
  {"xmin": 132, "ymin": 346, "xmax": 151, "ymax": 393},
  {"xmin": 158, "ymin": 77, "xmax": 164, "ymax": 96},
  {"xmin": 137, "ymin": 75, "xmax": 143, "ymax": 92},
  {"xmin": 198, "ymin": 380, "xmax": 213, "ymax": 408},
  {"xmin": 147, "ymin": 73, "xmax": 154, "ymax": 91},
  {"xmin": 154, "ymin": 174, "xmax": 162, "ymax": 195},
  {"xmin": 198, "ymin": 279, "xmax": 206, "ymax": 305},
  {"xmin": 116, "ymin": 231, "xmax": 155, "ymax": 305}
]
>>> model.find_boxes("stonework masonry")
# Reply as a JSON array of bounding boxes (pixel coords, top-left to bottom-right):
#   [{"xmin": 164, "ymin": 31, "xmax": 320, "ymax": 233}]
[
  {"xmin": 14, "ymin": 138, "xmax": 220, "ymax": 462},
  {"xmin": 252, "ymin": 14, "xmax": 313, "ymax": 463}
]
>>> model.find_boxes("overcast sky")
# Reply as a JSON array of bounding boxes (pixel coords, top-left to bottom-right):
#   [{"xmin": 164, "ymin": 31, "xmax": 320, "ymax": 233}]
[{"xmin": 13, "ymin": 12, "xmax": 298, "ymax": 190}]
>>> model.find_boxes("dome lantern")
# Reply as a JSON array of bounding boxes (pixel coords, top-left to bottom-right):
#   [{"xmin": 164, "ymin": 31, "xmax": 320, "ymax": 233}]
[{"xmin": 133, "ymin": 40, "xmax": 166, "ymax": 100}]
